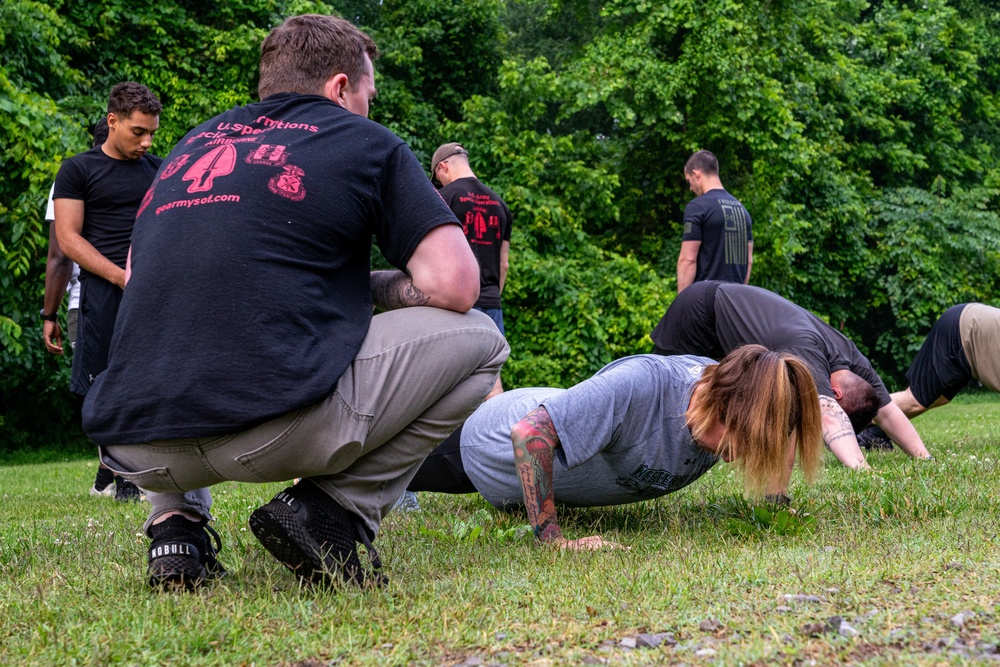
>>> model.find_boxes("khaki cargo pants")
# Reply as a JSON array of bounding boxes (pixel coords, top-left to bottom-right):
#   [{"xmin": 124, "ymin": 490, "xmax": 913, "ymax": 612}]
[{"xmin": 101, "ymin": 307, "xmax": 509, "ymax": 535}]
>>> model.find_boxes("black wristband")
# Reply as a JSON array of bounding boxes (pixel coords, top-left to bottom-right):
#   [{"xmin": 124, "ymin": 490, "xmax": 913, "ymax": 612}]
[{"xmin": 39, "ymin": 309, "xmax": 58, "ymax": 322}]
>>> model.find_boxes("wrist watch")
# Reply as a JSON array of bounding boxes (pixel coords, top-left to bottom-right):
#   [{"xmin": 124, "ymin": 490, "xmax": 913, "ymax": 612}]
[{"xmin": 39, "ymin": 308, "xmax": 58, "ymax": 322}]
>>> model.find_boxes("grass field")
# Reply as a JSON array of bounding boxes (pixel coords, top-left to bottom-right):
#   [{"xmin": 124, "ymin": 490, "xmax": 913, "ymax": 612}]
[{"xmin": 2, "ymin": 393, "xmax": 998, "ymax": 666}]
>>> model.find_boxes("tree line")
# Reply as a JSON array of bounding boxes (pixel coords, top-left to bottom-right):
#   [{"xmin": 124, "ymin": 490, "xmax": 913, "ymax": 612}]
[{"xmin": 2, "ymin": 0, "xmax": 998, "ymax": 451}]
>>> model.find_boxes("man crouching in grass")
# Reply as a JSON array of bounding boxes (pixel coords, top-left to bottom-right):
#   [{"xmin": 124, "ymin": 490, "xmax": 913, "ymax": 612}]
[{"xmin": 81, "ymin": 14, "xmax": 508, "ymax": 590}]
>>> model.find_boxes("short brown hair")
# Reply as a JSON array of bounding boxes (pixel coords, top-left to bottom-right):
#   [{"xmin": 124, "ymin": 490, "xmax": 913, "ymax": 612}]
[
  {"xmin": 93, "ymin": 117, "xmax": 109, "ymax": 147},
  {"xmin": 684, "ymin": 150, "xmax": 719, "ymax": 176},
  {"xmin": 107, "ymin": 82, "xmax": 162, "ymax": 118},
  {"xmin": 835, "ymin": 371, "xmax": 880, "ymax": 433},
  {"xmin": 688, "ymin": 344, "xmax": 823, "ymax": 496},
  {"xmin": 258, "ymin": 14, "xmax": 379, "ymax": 99}
]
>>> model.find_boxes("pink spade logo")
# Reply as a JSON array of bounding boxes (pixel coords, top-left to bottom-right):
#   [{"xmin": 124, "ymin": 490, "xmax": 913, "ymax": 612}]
[{"xmin": 182, "ymin": 144, "xmax": 237, "ymax": 193}]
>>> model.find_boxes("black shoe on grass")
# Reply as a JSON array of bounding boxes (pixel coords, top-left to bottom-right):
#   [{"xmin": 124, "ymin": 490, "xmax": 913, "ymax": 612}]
[
  {"xmin": 857, "ymin": 425, "xmax": 894, "ymax": 451},
  {"xmin": 147, "ymin": 516, "xmax": 227, "ymax": 590},
  {"xmin": 114, "ymin": 476, "xmax": 146, "ymax": 502},
  {"xmin": 249, "ymin": 480, "xmax": 386, "ymax": 588}
]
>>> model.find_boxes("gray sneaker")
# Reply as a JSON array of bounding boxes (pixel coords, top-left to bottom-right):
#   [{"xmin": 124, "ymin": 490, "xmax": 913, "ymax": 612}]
[
  {"xmin": 89, "ymin": 484, "xmax": 116, "ymax": 498},
  {"xmin": 90, "ymin": 467, "xmax": 116, "ymax": 497},
  {"xmin": 393, "ymin": 490, "xmax": 421, "ymax": 512}
]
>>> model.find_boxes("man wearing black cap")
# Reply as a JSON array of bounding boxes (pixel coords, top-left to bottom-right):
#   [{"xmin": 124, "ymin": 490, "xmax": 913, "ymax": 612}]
[{"xmin": 432, "ymin": 142, "xmax": 513, "ymax": 399}]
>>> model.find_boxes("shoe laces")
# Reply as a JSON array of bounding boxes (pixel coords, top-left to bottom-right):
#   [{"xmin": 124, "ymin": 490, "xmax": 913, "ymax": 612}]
[
  {"xmin": 351, "ymin": 517, "xmax": 382, "ymax": 570},
  {"xmin": 202, "ymin": 522, "xmax": 223, "ymax": 559}
]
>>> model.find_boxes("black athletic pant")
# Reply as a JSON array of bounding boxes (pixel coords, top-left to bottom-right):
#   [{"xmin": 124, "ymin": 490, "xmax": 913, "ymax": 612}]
[{"xmin": 407, "ymin": 426, "xmax": 477, "ymax": 494}]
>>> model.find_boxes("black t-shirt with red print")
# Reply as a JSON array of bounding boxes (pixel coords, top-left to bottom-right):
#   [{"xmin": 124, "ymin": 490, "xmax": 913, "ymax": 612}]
[
  {"xmin": 84, "ymin": 93, "xmax": 459, "ymax": 444},
  {"xmin": 437, "ymin": 177, "xmax": 512, "ymax": 309}
]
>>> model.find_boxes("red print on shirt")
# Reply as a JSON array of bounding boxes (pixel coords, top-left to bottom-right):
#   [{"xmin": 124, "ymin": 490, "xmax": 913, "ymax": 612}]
[
  {"xmin": 182, "ymin": 144, "xmax": 237, "ymax": 193},
  {"xmin": 459, "ymin": 191, "xmax": 503, "ymax": 245},
  {"xmin": 136, "ymin": 185, "xmax": 156, "ymax": 218},
  {"xmin": 160, "ymin": 154, "xmax": 191, "ymax": 180},
  {"xmin": 268, "ymin": 165, "xmax": 306, "ymax": 201},
  {"xmin": 245, "ymin": 144, "xmax": 288, "ymax": 166},
  {"xmin": 463, "ymin": 211, "xmax": 502, "ymax": 244}
]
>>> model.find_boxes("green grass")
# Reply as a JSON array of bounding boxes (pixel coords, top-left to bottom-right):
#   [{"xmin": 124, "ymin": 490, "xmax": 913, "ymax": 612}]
[{"xmin": 2, "ymin": 396, "xmax": 999, "ymax": 666}]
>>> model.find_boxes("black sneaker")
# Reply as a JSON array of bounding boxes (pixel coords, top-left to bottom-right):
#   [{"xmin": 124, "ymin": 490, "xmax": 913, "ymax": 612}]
[
  {"xmin": 147, "ymin": 515, "xmax": 227, "ymax": 590},
  {"xmin": 249, "ymin": 480, "xmax": 387, "ymax": 588},
  {"xmin": 857, "ymin": 425, "xmax": 894, "ymax": 451},
  {"xmin": 114, "ymin": 476, "xmax": 146, "ymax": 502}
]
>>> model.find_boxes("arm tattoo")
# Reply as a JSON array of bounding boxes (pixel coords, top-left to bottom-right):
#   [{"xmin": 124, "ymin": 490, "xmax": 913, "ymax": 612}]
[
  {"xmin": 370, "ymin": 270, "xmax": 430, "ymax": 311},
  {"xmin": 512, "ymin": 407, "xmax": 563, "ymax": 542},
  {"xmin": 819, "ymin": 395, "xmax": 855, "ymax": 446},
  {"xmin": 522, "ymin": 406, "xmax": 559, "ymax": 440}
]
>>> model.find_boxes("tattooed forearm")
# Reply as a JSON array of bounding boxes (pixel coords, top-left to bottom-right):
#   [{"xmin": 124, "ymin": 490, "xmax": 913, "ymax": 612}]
[
  {"xmin": 522, "ymin": 405, "xmax": 559, "ymax": 440},
  {"xmin": 512, "ymin": 407, "xmax": 563, "ymax": 542},
  {"xmin": 819, "ymin": 395, "xmax": 855, "ymax": 446},
  {"xmin": 370, "ymin": 270, "xmax": 430, "ymax": 311}
]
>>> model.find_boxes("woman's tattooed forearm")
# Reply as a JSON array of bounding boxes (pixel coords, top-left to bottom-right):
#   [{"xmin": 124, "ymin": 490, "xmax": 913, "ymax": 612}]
[
  {"xmin": 370, "ymin": 270, "xmax": 430, "ymax": 310},
  {"xmin": 512, "ymin": 407, "xmax": 563, "ymax": 542}
]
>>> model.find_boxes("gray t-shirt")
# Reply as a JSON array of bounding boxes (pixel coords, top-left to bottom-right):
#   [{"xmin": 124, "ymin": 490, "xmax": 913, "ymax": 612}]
[{"xmin": 461, "ymin": 354, "xmax": 720, "ymax": 509}]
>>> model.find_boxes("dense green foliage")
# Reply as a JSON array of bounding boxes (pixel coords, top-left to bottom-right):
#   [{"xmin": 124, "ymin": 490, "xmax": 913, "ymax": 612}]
[{"xmin": 2, "ymin": 0, "xmax": 998, "ymax": 449}]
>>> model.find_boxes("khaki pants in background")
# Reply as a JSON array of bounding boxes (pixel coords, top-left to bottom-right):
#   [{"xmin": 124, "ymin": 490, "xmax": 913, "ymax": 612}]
[{"xmin": 100, "ymin": 307, "xmax": 510, "ymax": 535}]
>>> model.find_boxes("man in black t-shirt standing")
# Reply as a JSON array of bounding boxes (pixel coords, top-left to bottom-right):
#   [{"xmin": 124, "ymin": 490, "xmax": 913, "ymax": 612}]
[
  {"xmin": 53, "ymin": 83, "xmax": 163, "ymax": 501},
  {"xmin": 83, "ymin": 15, "xmax": 509, "ymax": 591},
  {"xmin": 432, "ymin": 142, "xmax": 513, "ymax": 399},
  {"xmin": 651, "ymin": 281, "xmax": 933, "ymax": 469},
  {"xmin": 676, "ymin": 150, "xmax": 752, "ymax": 293}
]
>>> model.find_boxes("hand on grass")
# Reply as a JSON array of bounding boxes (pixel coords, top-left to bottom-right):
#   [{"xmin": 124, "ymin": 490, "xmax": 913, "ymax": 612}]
[{"xmin": 555, "ymin": 535, "xmax": 630, "ymax": 551}]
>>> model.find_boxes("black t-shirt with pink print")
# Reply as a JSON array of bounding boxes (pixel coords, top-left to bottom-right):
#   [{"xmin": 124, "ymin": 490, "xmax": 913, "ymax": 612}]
[{"xmin": 84, "ymin": 93, "xmax": 458, "ymax": 444}]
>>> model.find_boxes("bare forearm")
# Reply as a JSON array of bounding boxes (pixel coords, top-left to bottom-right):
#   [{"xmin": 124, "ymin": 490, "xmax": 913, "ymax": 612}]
[
  {"xmin": 874, "ymin": 403, "xmax": 931, "ymax": 459},
  {"xmin": 819, "ymin": 395, "xmax": 868, "ymax": 469},
  {"xmin": 58, "ymin": 234, "xmax": 125, "ymax": 288},
  {"xmin": 499, "ymin": 241, "xmax": 509, "ymax": 293},
  {"xmin": 53, "ymin": 199, "xmax": 124, "ymax": 287},
  {"xmin": 511, "ymin": 407, "xmax": 562, "ymax": 543},
  {"xmin": 676, "ymin": 261, "xmax": 695, "ymax": 293},
  {"xmin": 43, "ymin": 257, "xmax": 72, "ymax": 315},
  {"xmin": 370, "ymin": 270, "xmax": 430, "ymax": 311},
  {"xmin": 676, "ymin": 240, "xmax": 700, "ymax": 293},
  {"xmin": 44, "ymin": 221, "xmax": 72, "ymax": 314}
]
